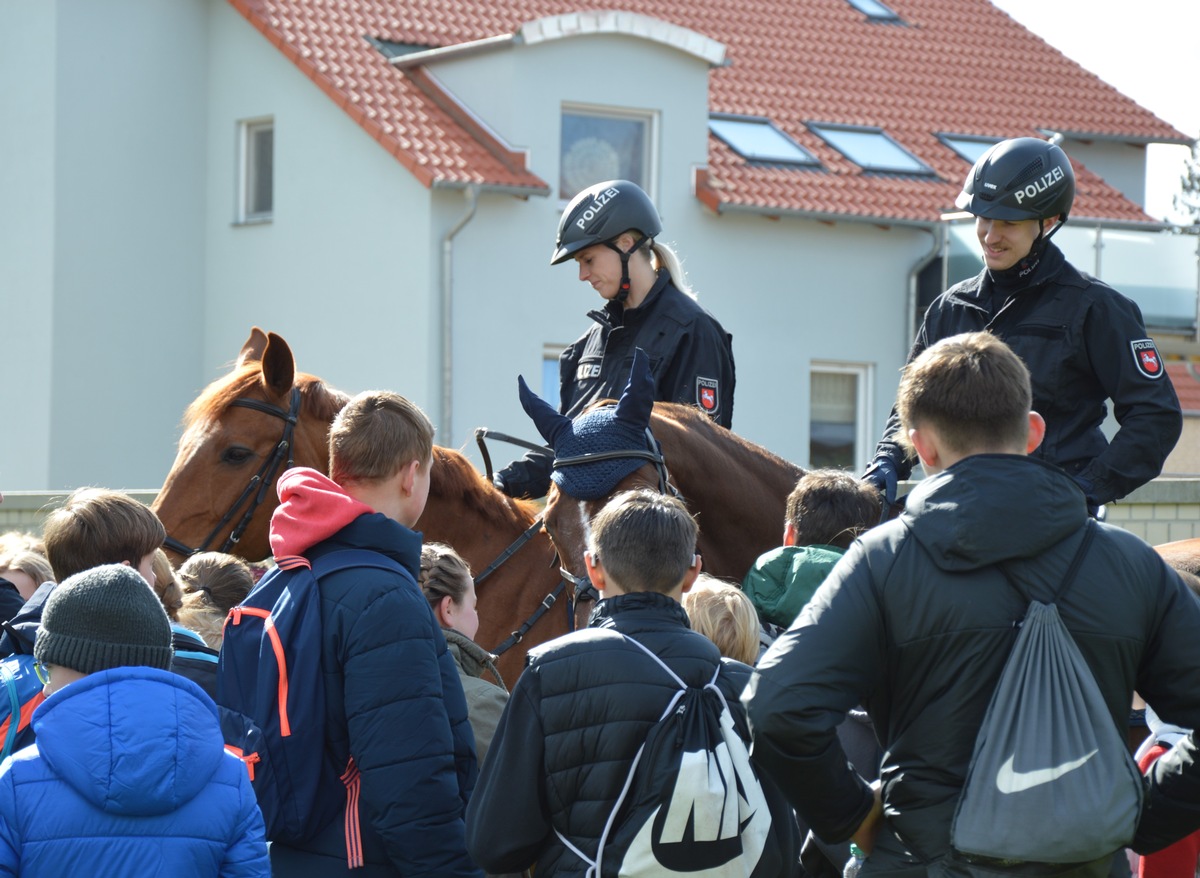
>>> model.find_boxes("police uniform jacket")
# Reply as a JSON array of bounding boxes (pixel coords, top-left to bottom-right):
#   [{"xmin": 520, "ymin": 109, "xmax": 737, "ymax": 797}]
[
  {"xmin": 745, "ymin": 454, "xmax": 1200, "ymax": 873},
  {"xmin": 875, "ymin": 243, "xmax": 1181, "ymax": 505},
  {"xmin": 465, "ymin": 591, "xmax": 797, "ymax": 877},
  {"xmin": 496, "ymin": 270, "xmax": 735, "ymax": 498}
]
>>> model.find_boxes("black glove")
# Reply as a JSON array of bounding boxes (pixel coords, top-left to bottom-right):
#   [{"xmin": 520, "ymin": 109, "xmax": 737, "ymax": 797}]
[
  {"xmin": 493, "ymin": 447, "xmax": 554, "ymax": 499},
  {"xmin": 862, "ymin": 458, "xmax": 898, "ymax": 508}
]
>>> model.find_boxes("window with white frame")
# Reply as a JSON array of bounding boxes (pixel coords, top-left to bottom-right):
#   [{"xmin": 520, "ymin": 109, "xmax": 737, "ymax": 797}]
[
  {"xmin": 560, "ymin": 106, "xmax": 654, "ymax": 202},
  {"xmin": 541, "ymin": 344, "xmax": 565, "ymax": 410},
  {"xmin": 809, "ymin": 362, "xmax": 873, "ymax": 470},
  {"xmin": 239, "ymin": 118, "xmax": 274, "ymax": 222}
]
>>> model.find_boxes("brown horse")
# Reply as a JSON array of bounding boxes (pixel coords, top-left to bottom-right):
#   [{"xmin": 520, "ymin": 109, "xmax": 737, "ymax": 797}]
[
  {"xmin": 519, "ymin": 353, "xmax": 805, "ymax": 628},
  {"xmin": 1154, "ymin": 538, "xmax": 1200, "ymax": 579},
  {"xmin": 153, "ymin": 327, "xmax": 568, "ymax": 682}
]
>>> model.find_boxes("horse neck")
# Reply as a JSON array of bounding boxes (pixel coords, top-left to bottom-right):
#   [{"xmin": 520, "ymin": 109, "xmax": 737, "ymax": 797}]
[{"xmin": 653, "ymin": 414, "xmax": 802, "ymax": 579}]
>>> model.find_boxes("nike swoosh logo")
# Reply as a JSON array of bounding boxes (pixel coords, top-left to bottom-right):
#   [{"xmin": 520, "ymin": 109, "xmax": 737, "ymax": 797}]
[{"xmin": 995, "ymin": 749, "xmax": 1098, "ymax": 794}]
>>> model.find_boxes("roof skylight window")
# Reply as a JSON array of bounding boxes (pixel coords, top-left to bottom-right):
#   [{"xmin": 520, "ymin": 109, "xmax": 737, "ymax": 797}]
[
  {"xmin": 809, "ymin": 124, "xmax": 932, "ymax": 174},
  {"xmin": 709, "ymin": 115, "xmax": 819, "ymax": 166},
  {"xmin": 846, "ymin": 0, "xmax": 901, "ymax": 21},
  {"xmin": 939, "ymin": 134, "xmax": 1000, "ymax": 164}
]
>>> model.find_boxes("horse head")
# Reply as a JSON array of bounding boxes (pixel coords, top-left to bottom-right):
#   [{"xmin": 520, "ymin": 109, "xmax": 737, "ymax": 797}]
[
  {"xmin": 521, "ymin": 350, "xmax": 674, "ymax": 627},
  {"xmin": 153, "ymin": 327, "xmax": 348, "ymax": 564}
]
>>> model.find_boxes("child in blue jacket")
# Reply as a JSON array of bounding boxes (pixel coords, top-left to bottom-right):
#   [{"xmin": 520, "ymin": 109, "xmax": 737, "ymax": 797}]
[{"xmin": 0, "ymin": 563, "xmax": 269, "ymax": 877}]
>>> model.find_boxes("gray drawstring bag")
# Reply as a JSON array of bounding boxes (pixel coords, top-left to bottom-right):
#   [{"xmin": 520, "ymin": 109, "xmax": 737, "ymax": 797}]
[{"xmin": 951, "ymin": 523, "xmax": 1144, "ymax": 863}]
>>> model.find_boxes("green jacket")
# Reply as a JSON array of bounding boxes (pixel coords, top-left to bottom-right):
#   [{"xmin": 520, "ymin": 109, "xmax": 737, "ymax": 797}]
[
  {"xmin": 741, "ymin": 544, "xmax": 845, "ymax": 629},
  {"xmin": 444, "ymin": 628, "xmax": 509, "ymax": 767}
]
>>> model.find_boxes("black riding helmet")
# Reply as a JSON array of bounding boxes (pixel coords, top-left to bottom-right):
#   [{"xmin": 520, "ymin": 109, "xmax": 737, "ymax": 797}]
[
  {"xmin": 956, "ymin": 137, "xmax": 1075, "ymax": 223},
  {"xmin": 551, "ymin": 180, "xmax": 662, "ymax": 304}
]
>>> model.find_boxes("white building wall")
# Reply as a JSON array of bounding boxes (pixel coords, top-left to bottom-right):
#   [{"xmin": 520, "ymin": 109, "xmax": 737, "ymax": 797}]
[
  {"xmin": 199, "ymin": 2, "xmax": 438, "ymax": 423},
  {"xmin": 1064, "ymin": 137, "xmax": 1149, "ymax": 210},
  {"xmin": 0, "ymin": 1, "xmax": 57, "ymax": 490},
  {"xmin": 1, "ymin": 0, "xmax": 208, "ymax": 491}
]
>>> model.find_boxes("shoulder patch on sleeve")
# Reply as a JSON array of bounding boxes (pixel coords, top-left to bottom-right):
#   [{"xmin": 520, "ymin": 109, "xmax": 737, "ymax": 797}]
[
  {"xmin": 1130, "ymin": 339, "xmax": 1164, "ymax": 379},
  {"xmin": 696, "ymin": 377, "xmax": 719, "ymax": 415}
]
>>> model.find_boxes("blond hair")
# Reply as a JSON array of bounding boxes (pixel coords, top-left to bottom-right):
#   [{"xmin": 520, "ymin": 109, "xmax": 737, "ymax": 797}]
[{"xmin": 683, "ymin": 575, "xmax": 759, "ymax": 665}]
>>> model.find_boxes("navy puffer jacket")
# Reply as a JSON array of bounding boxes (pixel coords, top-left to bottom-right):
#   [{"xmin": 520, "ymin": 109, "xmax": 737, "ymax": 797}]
[{"xmin": 268, "ymin": 468, "xmax": 480, "ymax": 877}]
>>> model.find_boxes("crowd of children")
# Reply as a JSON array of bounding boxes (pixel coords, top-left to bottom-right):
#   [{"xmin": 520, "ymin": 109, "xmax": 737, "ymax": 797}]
[{"xmin": 1, "ymin": 331, "xmax": 1198, "ymax": 877}]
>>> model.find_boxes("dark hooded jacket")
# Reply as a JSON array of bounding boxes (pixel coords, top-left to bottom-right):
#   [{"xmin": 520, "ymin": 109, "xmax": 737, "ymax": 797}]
[
  {"xmin": 745, "ymin": 454, "xmax": 1200, "ymax": 872},
  {"xmin": 873, "ymin": 244, "xmax": 1181, "ymax": 505},
  {"xmin": 465, "ymin": 591, "xmax": 798, "ymax": 877},
  {"xmin": 265, "ymin": 468, "xmax": 481, "ymax": 878},
  {"xmin": 497, "ymin": 270, "xmax": 735, "ymax": 498}
]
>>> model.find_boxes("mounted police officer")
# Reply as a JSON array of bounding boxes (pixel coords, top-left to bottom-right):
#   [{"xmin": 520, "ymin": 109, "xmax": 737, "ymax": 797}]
[
  {"xmin": 863, "ymin": 137, "xmax": 1182, "ymax": 514},
  {"xmin": 494, "ymin": 180, "xmax": 736, "ymax": 499}
]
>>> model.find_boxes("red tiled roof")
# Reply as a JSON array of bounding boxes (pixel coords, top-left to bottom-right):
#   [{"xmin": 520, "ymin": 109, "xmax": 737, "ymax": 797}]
[
  {"xmin": 1167, "ymin": 362, "xmax": 1200, "ymax": 415},
  {"xmin": 229, "ymin": 0, "xmax": 1191, "ymax": 223}
]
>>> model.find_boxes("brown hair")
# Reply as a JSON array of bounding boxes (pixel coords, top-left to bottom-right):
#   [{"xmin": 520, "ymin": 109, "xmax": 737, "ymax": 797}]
[
  {"xmin": 588, "ymin": 489, "xmax": 698, "ymax": 594},
  {"xmin": 329, "ymin": 391, "xmax": 434, "ymax": 485},
  {"xmin": 786, "ymin": 469, "xmax": 881, "ymax": 549},
  {"xmin": 418, "ymin": 542, "xmax": 473, "ymax": 615},
  {"xmin": 178, "ymin": 552, "xmax": 255, "ymax": 615},
  {"xmin": 683, "ymin": 575, "xmax": 759, "ymax": 665},
  {"xmin": 896, "ymin": 331, "xmax": 1031, "ymax": 457},
  {"xmin": 150, "ymin": 549, "xmax": 183, "ymax": 620},
  {"xmin": 42, "ymin": 488, "xmax": 166, "ymax": 582},
  {"xmin": 176, "ymin": 552, "xmax": 255, "ymax": 650}
]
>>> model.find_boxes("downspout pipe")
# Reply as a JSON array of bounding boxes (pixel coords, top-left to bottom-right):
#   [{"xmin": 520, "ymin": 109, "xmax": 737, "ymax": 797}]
[
  {"xmin": 441, "ymin": 185, "xmax": 479, "ymax": 446},
  {"xmin": 907, "ymin": 223, "xmax": 946, "ymax": 354}
]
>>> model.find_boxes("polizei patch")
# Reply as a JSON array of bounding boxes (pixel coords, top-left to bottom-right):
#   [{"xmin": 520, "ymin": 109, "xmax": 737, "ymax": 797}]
[
  {"xmin": 1130, "ymin": 339, "xmax": 1164, "ymax": 379},
  {"xmin": 696, "ymin": 377, "xmax": 719, "ymax": 415}
]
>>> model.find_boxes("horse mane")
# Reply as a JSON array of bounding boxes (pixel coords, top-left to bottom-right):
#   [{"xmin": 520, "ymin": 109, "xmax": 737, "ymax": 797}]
[
  {"xmin": 651, "ymin": 403, "xmax": 804, "ymax": 484},
  {"xmin": 583, "ymin": 398, "xmax": 803, "ymax": 485},
  {"xmin": 430, "ymin": 446, "xmax": 541, "ymax": 529},
  {"xmin": 184, "ymin": 364, "xmax": 349, "ymax": 429}
]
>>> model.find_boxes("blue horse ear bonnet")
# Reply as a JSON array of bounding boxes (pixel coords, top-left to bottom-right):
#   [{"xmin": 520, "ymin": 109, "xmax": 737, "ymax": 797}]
[{"xmin": 518, "ymin": 349, "xmax": 656, "ymax": 501}]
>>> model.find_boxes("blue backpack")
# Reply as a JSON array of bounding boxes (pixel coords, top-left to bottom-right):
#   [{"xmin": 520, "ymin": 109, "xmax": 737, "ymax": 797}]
[
  {"xmin": 0, "ymin": 654, "xmax": 44, "ymax": 760},
  {"xmin": 217, "ymin": 549, "xmax": 403, "ymax": 866}
]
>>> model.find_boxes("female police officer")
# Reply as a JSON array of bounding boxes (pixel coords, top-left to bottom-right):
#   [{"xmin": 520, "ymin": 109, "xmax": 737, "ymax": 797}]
[
  {"xmin": 495, "ymin": 180, "xmax": 736, "ymax": 499},
  {"xmin": 863, "ymin": 137, "xmax": 1181, "ymax": 513}
]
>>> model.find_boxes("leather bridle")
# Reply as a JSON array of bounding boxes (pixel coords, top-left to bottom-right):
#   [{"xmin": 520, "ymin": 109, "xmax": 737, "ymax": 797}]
[{"xmin": 163, "ymin": 387, "xmax": 301, "ymax": 558}]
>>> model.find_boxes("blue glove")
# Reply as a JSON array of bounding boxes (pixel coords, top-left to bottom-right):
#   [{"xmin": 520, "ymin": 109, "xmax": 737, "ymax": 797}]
[{"xmin": 862, "ymin": 458, "xmax": 898, "ymax": 508}]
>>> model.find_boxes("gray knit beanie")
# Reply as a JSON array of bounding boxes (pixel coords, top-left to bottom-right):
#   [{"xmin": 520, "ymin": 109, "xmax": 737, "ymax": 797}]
[{"xmin": 35, "ymin": 563, "xmax": 173, "ymax": 674}]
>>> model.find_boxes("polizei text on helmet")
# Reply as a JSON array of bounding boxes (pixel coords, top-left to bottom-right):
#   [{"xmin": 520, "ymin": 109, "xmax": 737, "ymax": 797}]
[
  {"xmin": 575, "ymin": 186, "xmax": 622, "ymax": 229},
  {"xmin": 1013, "ymin": 166, "xmax": 1065, "ymax": 205}
]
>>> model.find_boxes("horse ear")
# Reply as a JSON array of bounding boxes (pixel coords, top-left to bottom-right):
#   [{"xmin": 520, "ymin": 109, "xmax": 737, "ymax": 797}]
[
  {"xmin": 237, "ymin": 327, "xmax": 269, "ymax": 367},
  {"xmin": 259, "ymin": 332, "xmax": 296, "ymax": 399},
  {"xmin": 613, "ymin": 348, "xmax": 654, "ymax": 430},
  {"xmin": 519, "ymin": 376, "xmax": 572, "ymax": 446}
]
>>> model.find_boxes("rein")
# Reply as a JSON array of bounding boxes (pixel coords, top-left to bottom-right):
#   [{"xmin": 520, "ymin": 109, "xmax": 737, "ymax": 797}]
[
  {"xmin": 474, "ymin": 515, "xmax": 574, "ymax": 658},
  {"xmin": 474, "ymin": 428, "xmax": 548, "ymax": 483},
  {"xmin": 163, "ymin": 387, "xmax": 301, "ymax": 558}
]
